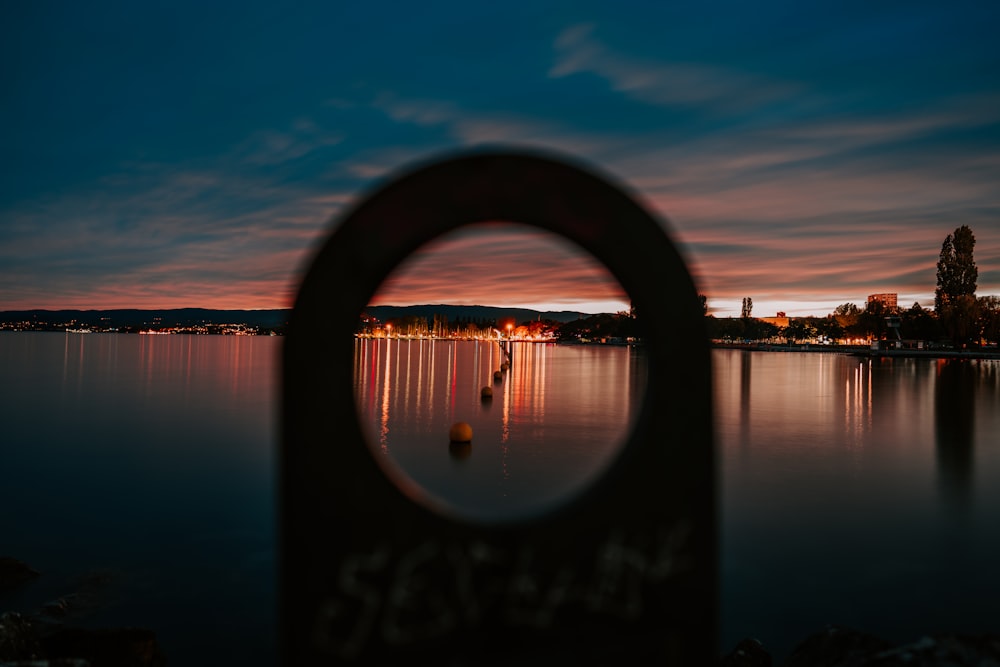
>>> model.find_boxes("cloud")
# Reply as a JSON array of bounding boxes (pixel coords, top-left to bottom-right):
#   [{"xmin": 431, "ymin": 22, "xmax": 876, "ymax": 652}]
[
  {"xmin": 4, "ymin": 18, "xmax": 998, "ymax": 320},
  {"xmin": 236, "ymin": 121, "xmax": 343, "ymax": 166},
  {"xmin": 370, "ymin": 223, "xmax": 629, "ymax": 312},
  {"xmin": 355, "ymin": 81, "xmax": 1000, "ymax": 317},
  {"xmin": 371, "ymin": 93, "xmax": 616, "ymax": 156},
  {"xmin": 590, "ymin": 93, "xmax": 1000, "ymax": 314},
  {"xmin": 550, "ymin": 23, "xmax": 799, "ymax": 112},
  {"xmin": 0, "ymin": 155, "xmax": 351, "ymax": 310}
]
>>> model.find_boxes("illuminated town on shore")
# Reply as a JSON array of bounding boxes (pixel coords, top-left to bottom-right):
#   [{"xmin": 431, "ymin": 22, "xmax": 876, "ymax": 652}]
[{"xmin": 2, "ymin": 289, "xmax": 998, "ymax": 349}]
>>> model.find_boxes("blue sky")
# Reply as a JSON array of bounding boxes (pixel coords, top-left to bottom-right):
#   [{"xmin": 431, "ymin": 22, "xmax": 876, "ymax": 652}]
[{"xmin": 2, "ymin": 1, "xmax": 998, "ymax": 316}]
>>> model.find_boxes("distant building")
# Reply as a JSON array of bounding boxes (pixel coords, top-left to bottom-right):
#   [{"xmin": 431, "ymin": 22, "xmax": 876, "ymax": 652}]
[{"xmin": 867, "ymin": 293, "xmax": 898, "ymax": 310}]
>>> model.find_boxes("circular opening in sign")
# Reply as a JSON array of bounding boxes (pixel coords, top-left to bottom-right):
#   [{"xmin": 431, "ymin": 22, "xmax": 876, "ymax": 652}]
[{"xmin": 353, "ymin": 222, "xmax": 648, "ymax": 523}]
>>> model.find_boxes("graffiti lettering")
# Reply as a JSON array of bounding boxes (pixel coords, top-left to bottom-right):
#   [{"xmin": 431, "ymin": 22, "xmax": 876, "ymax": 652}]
[{"xmin": 312, "ymin": 521, "xmax": 692, "ymax": 659}]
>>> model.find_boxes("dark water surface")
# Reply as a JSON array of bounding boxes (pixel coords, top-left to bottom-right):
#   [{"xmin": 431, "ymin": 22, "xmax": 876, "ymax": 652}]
[
  {"xmin": 1, "ymin": 332, "xmax": 276, "ymax": 664},
  {"xmin": 2, "ymin": 333, "xmax": 999, "ymax": 664},
  {"xmin": 353, "ymin": 337, "xmax": 646, "ymax": 521},
  {"xmin": 715, "ymin": 348, "xmax": 1000, "ymax": 659}
]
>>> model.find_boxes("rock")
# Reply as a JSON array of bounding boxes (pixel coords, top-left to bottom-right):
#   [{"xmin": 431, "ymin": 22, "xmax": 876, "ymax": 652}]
[
  {"xmin": 0, "ymin": 558, "xmax": 40, "ymax": 594},
  {"xmin": 781, "ymin": 626, "xmax": 1000, "ymax": 666},
  {"xmin": 0, "ymin": 612, "xmax": 42, "ymax": 661},
  {"xmin": 41, "ymin": 627, "xmax": 166, "ymax": 667},
  {"xmin": 41, "ymin": 596, "xmax": 76, "ymax": 618},
  {"xmin": 864, "ymin": 634, "xmax": 1000, "ymax": 666},
  {"xmin": 783, "ymin": 625, "xmax": 891, "ymax": 667},
  {"xmin": 720, "ymin": 637, "xmax": 772, "ymax": 666},
  {"xmin": 57, "ymin": 570, "xmax": 115, "ymax": 620},
  {"xmin": 2, "ymin": 608, "xmax": 165, "ymax": 667}
]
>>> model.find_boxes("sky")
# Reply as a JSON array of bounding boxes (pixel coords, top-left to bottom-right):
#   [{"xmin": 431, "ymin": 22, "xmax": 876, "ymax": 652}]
[{"xmin": 2, "ymin": 1, "xmax": 998, "ymax": 317}]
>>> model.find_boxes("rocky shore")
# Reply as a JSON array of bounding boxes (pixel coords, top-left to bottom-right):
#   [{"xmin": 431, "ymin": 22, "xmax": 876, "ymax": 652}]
[
  {"xmin": 0, "ymin": 557, "xmax": 165, "ymax": 667},
  {"xmin": 5, "ymin": 556, "xmax": 998, "ymax": 666},
  {"xmin": 720, "ymin": 627, "xmax": 1000, "ymax": 666}
]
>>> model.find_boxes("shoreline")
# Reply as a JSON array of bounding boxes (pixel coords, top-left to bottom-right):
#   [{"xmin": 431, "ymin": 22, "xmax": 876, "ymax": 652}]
[{"xmin": 712, "ymin": 342, "xmax": 1000, "ymax": 360}]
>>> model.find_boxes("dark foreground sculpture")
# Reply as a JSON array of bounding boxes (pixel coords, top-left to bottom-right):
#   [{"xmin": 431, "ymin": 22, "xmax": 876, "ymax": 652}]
[{"xmin": 282, "ymin": 150, "xmax": 715, "ymax": 664}]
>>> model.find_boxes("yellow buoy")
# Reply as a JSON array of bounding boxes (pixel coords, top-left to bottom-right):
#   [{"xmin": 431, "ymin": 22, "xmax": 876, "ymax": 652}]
[
  {"xmin": 493, "ymin": 370, "xmax": 502, "ymax": 383},
  {"xmin": 449, "ymin": 422, "xmax": 473, "ymax": 443},
  {"xmin": 481, "ymin": 386, "xmax": 493, "ymax": 400},
  {"xmin": 500, "ymin": 361, "xmax": 510, "ymax": 371}
]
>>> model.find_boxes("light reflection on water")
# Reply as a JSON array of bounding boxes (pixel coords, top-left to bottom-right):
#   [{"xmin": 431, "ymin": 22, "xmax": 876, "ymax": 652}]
[
  {"xmin": 715, "ymin": 349, "xmax": 1000, "ymax": 661},
  {"xmin": 352, "ymin": 337, "xmax": 647, "ymax": 522},
  {"xmin": 1, "ymin": 332, "xmax": 277, "ymax": 667},
  {"xmin": 2, "ymin": 333, "xmax": 999, "ymax": 665}
]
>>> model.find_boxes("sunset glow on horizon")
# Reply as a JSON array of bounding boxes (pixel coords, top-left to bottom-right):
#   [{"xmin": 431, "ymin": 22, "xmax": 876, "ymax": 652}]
[
  {"xmin": 3, "ymin": 4, "xmax": 998, "ymax": 317},
  {"xmin": 369, "ymin": 223, "xmax": 632, "ymax": 315}
]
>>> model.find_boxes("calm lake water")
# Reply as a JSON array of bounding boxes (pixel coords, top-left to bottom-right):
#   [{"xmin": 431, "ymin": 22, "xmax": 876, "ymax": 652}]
[
  {"xmin": 353, "ymin": 337, "xmax": 646, "ymax": 522},
  {"xmin": 2, "ymin": 332, "xmax": 999, "ymax": 664}
]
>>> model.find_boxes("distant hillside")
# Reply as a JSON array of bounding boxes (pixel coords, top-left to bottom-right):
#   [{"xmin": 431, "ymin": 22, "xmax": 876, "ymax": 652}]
[
  {"xmin": 0, "ymin": 305, "xmax": 600, "ymax": 329},
  {"xmin": 0, "ymin": 308, "xmax": 289, "ymax": 328},
  {"xmin": 362, "ymin": 304, "xmax": 591, "ymax": 324}
]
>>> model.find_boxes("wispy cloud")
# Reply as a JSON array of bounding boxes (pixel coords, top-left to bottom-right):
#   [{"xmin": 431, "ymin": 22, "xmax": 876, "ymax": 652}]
[
  {"xmin": 0, "ymin": 152, "xmax": 351, "ymax": 309},
  {"xmin": 550, "ymin": 23, "xmax": 799, "ymax": 112},
  {"xmin": 352, "ymin": 78, "xmax": 1000, "ymax": 316},
  {"xmin": 371, "ymin": 93, "xmax": 617, "ymax": 156},
  {"xmin": 371, "ymin": 223, "xmax": 629, "ymax": 313},
  {"xmin": 4, "ymin": 9, "xmax": 998, "ymax": 318},
  {"xmin": 235, "ymin": 118, "xmax": 343, "ymax": 166}
]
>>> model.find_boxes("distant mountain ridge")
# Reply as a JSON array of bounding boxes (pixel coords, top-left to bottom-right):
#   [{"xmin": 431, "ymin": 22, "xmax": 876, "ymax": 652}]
[
  {"xmin": 0, "ymin": 305, "xmax": 596, "ymax": 328},
  {"xmin": 363, "ymin": 304, "xmax": 591, "ymax": 324},
  {"xmin": 0, "ymin": 308, "xmax": 288, "ymax": 328}
]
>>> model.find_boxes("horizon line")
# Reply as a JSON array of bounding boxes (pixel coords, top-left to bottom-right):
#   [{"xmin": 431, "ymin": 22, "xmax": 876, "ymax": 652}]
[{"xmin": 0, "ymin": 303, "xmax": 619, "ymax": 315}]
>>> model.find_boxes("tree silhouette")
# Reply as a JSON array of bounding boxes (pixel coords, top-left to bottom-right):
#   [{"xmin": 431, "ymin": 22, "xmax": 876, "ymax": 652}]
[
  {"xmin": 782, "ymin": 319, "xmax": 816, "ymax": 343},
  {"xmin": 935, "ymin": 225, "xmax": 978, "ymax": 347},
  {"xmin": 978, "ymin": 296, "xmax": 1000, "ymax": 344},
  {"xmin": 858, "ymin": 298, "xmax": 889, "ymax": 340},
  {"xmin": 741, "ymin": 297, "xmax": 753, "ymax": 319},
  {"xmin": 901, "ymin": 302, "xmax": 940, "ymax": 341}
]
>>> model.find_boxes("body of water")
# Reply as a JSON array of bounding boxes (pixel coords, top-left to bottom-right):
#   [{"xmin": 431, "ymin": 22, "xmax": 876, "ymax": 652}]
[
  {"xmin": 2, "ymin": 333, "xmax": 998, "ymax": 663},
  {"xmin": 0, "ymin": 332, "xmax": 276, "ymax": 664},
  {"xmin": 715, "ymin": 348, "xmax": 1000, "ymax": 659},
  {"xmin": 353, "ymin": 337, "xmax": 646, "ymax": 521}
]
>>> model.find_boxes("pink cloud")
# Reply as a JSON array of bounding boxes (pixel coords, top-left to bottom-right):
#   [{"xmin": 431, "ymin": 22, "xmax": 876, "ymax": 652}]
[{"xmin": 370, "ymin": 223, "xmax": 630, "ymax": 313}]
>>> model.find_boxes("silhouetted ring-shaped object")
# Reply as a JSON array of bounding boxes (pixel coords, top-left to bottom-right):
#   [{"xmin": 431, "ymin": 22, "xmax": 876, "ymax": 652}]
[{"xmin": 282, "ymin": 148, "xmax": 715, "ymax": 665}]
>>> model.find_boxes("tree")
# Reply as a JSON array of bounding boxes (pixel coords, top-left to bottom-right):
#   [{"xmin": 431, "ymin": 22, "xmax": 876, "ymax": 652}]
[
  {"xmin": 815, "ymin": 316, "xmax": 845, "ymax": 342},
  {"xmin": 743, "ymin": 318, "xmax": 778, "ymax": 341},
  {"xmin": 705, "ymin": 316, "xmax": 741, "ymax": 341},
  {"xmin": 555, "ymin": 313, "xmax": 624, "ymax": 341},
  {"xmin": 857, "ymin": 299, "xmax": 892, "ymax": 340},
  {"xmin": 901, "ymin": 302, "xmax": 940, "ymax": 341},
  {"xmin": 935, "ymin": 226, "xmax": 978, "ymax": 310},
  {"xmin": 978, "ymin": 295, "xmax": 1000, "ymax": 344},
  {"xmin": 782, "ymin": 319, "xmax": 816, "ymax": 343},
  {"xmin": 834, "ymin": 303, "xmax": 860, "ymax": 316},
  {"xmin": 741, "ymin": 297, "xmax": 753, "ymax": 319},
  {"xmin": 935, "ymin": 225, "xmax": 978, "ymax": 346},
  {"xmin": 833, "ymin": 303, "xmax": 860, "ymax": 329},
  {"xmin": 615, "ymin": 309, "xmax": 639, "ymax": 339}
]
